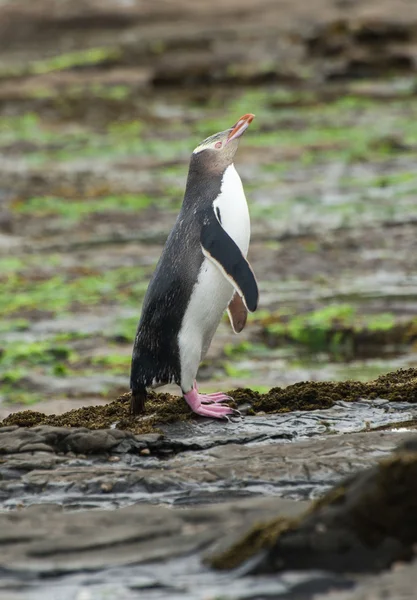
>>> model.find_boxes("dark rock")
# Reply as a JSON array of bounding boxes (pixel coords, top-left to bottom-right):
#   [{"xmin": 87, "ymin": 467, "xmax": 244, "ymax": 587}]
[
  {"xmin": 0, "ymin": 430, "xmax": 414, "ymax": 511},
  {"xmin": 0, "ymin": 425, "xmax": 149, "ymax": 455},
  {"xmin": 209, "ymin": 437, "xmax": 417, "ymax": 574},
  {"xmin": 0, "ymin": 496, "xmax": 306, "ymax": 575}
]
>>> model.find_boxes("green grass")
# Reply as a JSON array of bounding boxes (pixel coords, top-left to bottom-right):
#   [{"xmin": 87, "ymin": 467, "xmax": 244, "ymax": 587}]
[
  {"xmin": 223, "ymin": 363, "xmax": 252, "ymax": 379},
  {"xmin": 0, "ymin": 339, "xmax": 74, "ymax": 370},
  {"xmin": 0, "ymin": 338, "xmax": 77, "ymax": 404},
  {"xmin": 0, "ymin": 331, "xmax": 133, "ymax": 405},
  {"xmin": 14, "ymin": 194, "xmax": 155, "ymax": 221},
  {"xmin": 90, "ymin": 353, "xmax": 132, "ymax": 374},
  {"xmin": 109, "ymin": 316, "xmax": 139, "ymax": 342},
  {"xmin": 3, "ymin": 91, "xmax": 417, "ymax": 169},
  {"xmin": 0, "ymin": 266, "xmax": 148, "ymax": 316},
  {"xmin": 265, "ymin": 304, "xmax": 399, "ymax": 354},
  {"xmin": 0, "ymin": 47, "xmax": 122, "ymax": 79}
]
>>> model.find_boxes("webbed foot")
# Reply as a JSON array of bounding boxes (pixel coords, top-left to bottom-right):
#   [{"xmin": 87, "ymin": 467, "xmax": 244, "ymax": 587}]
[{"xmin": 183, "ymin": 382, "xmax": 238, "ymax": 419}]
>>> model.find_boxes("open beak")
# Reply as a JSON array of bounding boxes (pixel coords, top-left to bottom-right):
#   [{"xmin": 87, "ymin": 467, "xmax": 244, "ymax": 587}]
[{"xmin": 226, "ymin": 113, "xmax": 255, "ymax": 144}]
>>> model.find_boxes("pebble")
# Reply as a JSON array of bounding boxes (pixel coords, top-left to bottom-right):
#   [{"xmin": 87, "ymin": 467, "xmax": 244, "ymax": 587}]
[{"xmin": 100, "ymin": 483, "xmax": 114, "ymax": 493}]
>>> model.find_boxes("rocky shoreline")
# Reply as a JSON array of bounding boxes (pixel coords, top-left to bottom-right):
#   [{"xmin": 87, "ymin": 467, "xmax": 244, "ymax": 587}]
[
  {"xmin": 0, "ymin": 428, "xmax": 416, "ymax": 598},
  {"xmin": 0, "ymin": 367, "xmax": 416, "ymax": 598}
]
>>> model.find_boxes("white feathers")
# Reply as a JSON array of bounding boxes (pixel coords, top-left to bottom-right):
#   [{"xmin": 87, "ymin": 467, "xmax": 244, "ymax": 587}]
[
  {"xmin": 213, "ymin": 164, "xmax": 250, "ymax": 257},
  {"xmin": 178, "ymin": 164, "xmax": 251, "ymax": 391},
  {"xmin": 201, "ymin": 245, "xmax": 248, "ymax": 311},
  {"xmin": 193, "ymin": 141, "xmax": 211, "ymax": 154}
]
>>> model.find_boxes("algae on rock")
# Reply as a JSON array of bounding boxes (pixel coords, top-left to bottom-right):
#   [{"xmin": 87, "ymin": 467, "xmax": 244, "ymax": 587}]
[{"xmin": 1, "ymin": 368, "xmax": 417, "ymax": 435}]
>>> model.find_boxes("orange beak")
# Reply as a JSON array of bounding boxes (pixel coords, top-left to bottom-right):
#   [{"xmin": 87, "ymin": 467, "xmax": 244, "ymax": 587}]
[{"xmin": 226, "ymin": 113, "xmax": 255, "ymax": 144}]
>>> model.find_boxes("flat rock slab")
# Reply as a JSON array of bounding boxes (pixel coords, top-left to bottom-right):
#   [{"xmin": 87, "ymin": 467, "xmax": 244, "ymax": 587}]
[
  {"xmin": 157, "ymin": 399, "xmax": 417, "ymax": 449},
  {"xmin": 1, "ymin": 482, "xmax": 416, "ymax": 600},
  {"xmin": 1, "ymin": 423, "xmax": 417, "ymax": 598},
  {"xmin": 1, "ymin": 430, "xmax": 415, "ymax": 509},
  {"xmin": 205, "ymin": 438, "xmax": 417, "ymax": 581},
  {"xmin": 0, "ymin": 495, "xmax": 357, "ymax": 600}
]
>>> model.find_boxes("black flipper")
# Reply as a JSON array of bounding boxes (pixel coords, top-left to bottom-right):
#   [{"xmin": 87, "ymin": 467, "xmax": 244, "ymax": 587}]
[{"xmin": 200, "ymin": 213, "xmax": 258, "ymax": 312}]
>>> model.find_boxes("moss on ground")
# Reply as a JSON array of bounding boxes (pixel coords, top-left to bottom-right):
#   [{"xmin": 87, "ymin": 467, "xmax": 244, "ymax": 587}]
[
  {"xmin": 2, "ymin": 367, "xmax": 416, "ymax": 435},
  {"xmin": 261, "ymin": 304, "xmax": 415, "ymax": 357},
  {"xmin": 209, "ymin": 516, "xmax": 296, "ymax": 570},
  {"xmin": 0, "ymin": 47, "xmax": 123, "ymax": 80}
]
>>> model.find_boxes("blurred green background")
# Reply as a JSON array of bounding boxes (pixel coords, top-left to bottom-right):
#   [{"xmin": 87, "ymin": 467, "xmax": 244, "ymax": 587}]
[{"xmin": 1, "ymin": 0, "xmax": 417, "ymax": 417}]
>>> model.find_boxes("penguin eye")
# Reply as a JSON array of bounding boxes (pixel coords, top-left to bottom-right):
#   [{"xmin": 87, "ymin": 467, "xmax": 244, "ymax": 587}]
[{"xmin": 215, "ymin": 141, "xmax": 222, "ymax": 149}]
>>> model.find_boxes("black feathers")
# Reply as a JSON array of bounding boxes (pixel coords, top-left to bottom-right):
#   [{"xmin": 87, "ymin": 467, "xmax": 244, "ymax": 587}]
[{"xmin": 200, "ymin": 212, "xmax": 258, "ymax": 312}]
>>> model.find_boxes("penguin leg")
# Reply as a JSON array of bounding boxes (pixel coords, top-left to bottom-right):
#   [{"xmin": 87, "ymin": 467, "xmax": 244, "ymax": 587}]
[
  {"xmin": 130, "ymin": 387, "xmax": 147, "ymax": 415},
  {"xmin": 183, "ymin": 382, "xmax": 238, "ymax": 419}
]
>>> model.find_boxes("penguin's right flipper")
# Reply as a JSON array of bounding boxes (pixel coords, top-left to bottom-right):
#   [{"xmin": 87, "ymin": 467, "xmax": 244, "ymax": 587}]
[
  {"xmin": 227, "ymin": 292, "xmax": 247, "ymax": 333},
  {"xmin": 200, "ymin": 216, "xmax": 258, "ymax": 312}
]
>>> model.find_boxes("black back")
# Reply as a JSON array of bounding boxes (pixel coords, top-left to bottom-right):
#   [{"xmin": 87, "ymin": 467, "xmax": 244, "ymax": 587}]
[{"xmin": 130, "ymin": 160, "xmax": 224, "ymax": 392}]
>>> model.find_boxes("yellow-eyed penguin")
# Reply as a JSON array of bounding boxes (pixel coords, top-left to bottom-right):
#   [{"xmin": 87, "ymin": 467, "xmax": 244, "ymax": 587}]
[{"xmin": 130, "ymin": 113, "xmax": 258, "ymax": 418}]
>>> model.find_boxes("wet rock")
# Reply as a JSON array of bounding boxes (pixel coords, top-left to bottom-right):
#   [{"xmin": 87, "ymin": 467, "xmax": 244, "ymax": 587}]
[
  {"xmin": 2, "ymin": 442, "xmax": 417, "ymax": 598},
  {"xmin": 209, "ymin": 437, "xmax": 417, "ymax": 574},
  {"xmin": 0, "ymin": 496, "xmax": 306, "ymax": 575},
  {"xmin": 0, "ymin": 425, "xmax": 154, "ymax": 455},
  {"xmin": 0, "ymin": 430, "xmax": 415, "ymax": 510}
]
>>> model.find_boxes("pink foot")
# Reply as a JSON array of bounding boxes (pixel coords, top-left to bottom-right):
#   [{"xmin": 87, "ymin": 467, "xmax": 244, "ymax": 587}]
[
  {"xmin": 184, "ymin": 385, "xmax": 238, "ymax": 420},
  {"xmin": 192, "ymin": 381, "xmax": 232, "ymax": 404}
]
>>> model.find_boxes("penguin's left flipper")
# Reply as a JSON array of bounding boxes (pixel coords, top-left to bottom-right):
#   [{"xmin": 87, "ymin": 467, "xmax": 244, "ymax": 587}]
[
  {"xmin": 227, "ymin": 292, "xmax": 247, "ymax": 333},
  {"xmin": 200, "ymin": 216, "xmax": 258, "ymax": 312}
]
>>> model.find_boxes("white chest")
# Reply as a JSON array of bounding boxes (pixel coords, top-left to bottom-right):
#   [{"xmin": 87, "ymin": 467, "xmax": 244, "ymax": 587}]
[{"xmin": 213, "ymin": 164, "xmax": 250, "ymax": 257}]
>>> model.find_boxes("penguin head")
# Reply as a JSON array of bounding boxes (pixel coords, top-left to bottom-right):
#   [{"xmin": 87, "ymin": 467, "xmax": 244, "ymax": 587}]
[{"xmin": 191, "ymin": 113, "xmax": 255, "ymax": 173}]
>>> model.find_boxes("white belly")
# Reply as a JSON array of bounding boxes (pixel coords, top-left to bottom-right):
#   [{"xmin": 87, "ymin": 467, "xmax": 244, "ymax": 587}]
[
  {"xmin": 213, "ymin": 164, "xmax": 250, "ymax": 257},
  {"xmin": 178, "ymin": 164, "xmax": 250, "ymax": 391}
]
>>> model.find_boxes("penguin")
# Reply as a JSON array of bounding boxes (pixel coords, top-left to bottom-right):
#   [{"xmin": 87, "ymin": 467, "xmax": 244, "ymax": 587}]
[{"xmin": 130, "ymin": 113, "xmax": 258, "ymax": 418}]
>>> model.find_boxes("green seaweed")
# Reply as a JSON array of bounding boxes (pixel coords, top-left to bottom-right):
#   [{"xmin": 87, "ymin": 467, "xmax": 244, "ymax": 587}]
[
  {"xmin": 0, "ymin": 266, "xmax": 148, "ymax": 316},
  {"xmin": 14, "ymin": 194, "xmax": 154, "ymax": 221},
  {"xmin": 0, "ymin": 47, "xmax": 122, "ymax": 80},
  {"xmin": 209, "ymin": 517, "xmax": 296, "ymax": 570},
  {"xmin": 263, "ymin": 305, "xmax": 407, "ymax": 356}
]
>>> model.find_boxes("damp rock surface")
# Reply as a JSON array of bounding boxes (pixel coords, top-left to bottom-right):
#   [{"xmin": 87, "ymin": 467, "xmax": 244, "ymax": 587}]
[
  {"xmin": 209, "ymin": 439, "xmax": 417, "ymax": 575},
  {"xmin": 0, "ymin": 429, "xmax": 414, "ymax": 510},
  {"xmin": 1, "ymin": 375, "xmax": 417, "ymax": 598},
  {"xmin": 1, "ymin": 370, "xmax": 417, "ymax": 512},
  {"xmin": 1, "ymin": 435, "xmax": 417, "ymax": 598}
]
